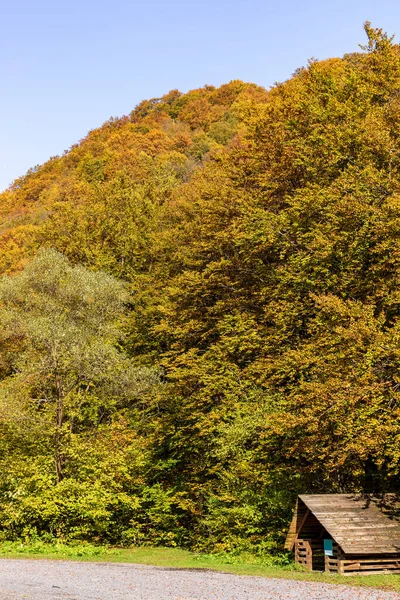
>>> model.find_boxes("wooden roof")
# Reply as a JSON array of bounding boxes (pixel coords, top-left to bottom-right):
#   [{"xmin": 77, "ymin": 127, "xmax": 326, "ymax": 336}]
[{"xmin": 286, "ymin": 494, "xmax": 400, "ymax": 555}]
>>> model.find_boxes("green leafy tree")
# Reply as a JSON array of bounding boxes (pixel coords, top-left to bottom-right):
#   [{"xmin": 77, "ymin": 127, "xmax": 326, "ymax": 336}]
[{"xmin": 0, "ymin": 249, "xmax": 160, "ymax": 540}]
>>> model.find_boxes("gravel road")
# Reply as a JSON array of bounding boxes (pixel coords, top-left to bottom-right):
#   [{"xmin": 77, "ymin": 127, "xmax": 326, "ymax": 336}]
[{"xmin": 0, "ymin": 559, "xmax": 400, "ymax": 600}]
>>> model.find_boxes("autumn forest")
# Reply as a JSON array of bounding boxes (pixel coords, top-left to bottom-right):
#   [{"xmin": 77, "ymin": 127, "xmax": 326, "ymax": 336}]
[{"xmin": 0, "ymin": 23, "xmax": 399, "ymax": 554}]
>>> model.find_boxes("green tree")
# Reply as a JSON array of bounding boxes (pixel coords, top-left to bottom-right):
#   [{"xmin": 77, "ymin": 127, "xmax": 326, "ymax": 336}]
[{"xmin": 0, "ymin": 250, "xmax": 160, "ymax": 541}]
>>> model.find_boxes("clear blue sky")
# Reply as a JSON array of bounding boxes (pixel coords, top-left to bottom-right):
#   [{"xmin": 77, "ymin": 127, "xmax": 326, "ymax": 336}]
[{"xmin": 1, "ymin": 0, "xmax": 399, "ymax": 191}]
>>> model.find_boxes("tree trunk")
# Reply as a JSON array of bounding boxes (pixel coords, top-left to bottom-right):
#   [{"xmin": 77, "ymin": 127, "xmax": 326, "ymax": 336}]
[{"xmin": 54, "ymin": 372, "xmax": 64, "ymax": 484}]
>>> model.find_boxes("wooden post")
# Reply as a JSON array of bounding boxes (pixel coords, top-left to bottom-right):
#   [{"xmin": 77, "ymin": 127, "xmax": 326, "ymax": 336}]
[
  {"xmin": 305, "ymin": 540, "xmax": 312, "ymax": 570},
  {"xmin": 324, "ymin": 554, "xmax": 330, "ymax": 573},
  {"xmin": 337, "ymin": 548, "xmax": 344, "ymax": 575}
]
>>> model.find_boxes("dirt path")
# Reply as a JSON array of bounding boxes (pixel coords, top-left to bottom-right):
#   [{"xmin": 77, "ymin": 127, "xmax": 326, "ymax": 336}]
[{"xmin": 0, "ymin": 559, "xmax": 399, "ymax": 599}]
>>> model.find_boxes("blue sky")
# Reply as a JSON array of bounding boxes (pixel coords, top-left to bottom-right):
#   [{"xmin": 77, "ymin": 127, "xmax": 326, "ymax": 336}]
[{"xmin": 1, "ymin": 0, "xmax": 399, "ymax": 191}]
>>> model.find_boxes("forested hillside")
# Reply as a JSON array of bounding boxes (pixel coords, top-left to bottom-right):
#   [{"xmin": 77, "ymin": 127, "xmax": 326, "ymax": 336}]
[{"xmin": 1, "ymin": 23, "xmax": 400, "ymax": 553}]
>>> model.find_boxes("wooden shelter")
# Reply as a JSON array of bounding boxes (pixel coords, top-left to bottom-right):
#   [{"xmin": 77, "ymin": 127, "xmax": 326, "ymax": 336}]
[{"xmin": 285, "ymin": 494, "xmax": 400, "ymax": 575}]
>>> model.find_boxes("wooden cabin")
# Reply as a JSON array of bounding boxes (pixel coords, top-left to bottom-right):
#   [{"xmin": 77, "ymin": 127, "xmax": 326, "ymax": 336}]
[{"xmin": 285, "ymin": 494, "xmax": 400, "ymax": 575}]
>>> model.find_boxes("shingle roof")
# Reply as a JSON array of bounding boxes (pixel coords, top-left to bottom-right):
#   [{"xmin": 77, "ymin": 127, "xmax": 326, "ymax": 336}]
[{"xmin": 287, "ymin": 494, "xmax": 400, "ymax": 555}]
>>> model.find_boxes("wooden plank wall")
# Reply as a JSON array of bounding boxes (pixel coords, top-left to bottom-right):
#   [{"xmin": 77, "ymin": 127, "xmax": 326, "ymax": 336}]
[
  {"xmin": 325, "ymin": 553, "xmax": 400, "ymax": 575},
  {"xmin": 295, "ymin": 540, "xmax": 312, "ymax": 570}
]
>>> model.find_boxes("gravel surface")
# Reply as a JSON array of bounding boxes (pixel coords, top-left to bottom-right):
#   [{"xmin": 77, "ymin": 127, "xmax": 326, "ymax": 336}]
[{"xmin": 0, "ymin": 559, "xmax": 400, "ymax": 600}]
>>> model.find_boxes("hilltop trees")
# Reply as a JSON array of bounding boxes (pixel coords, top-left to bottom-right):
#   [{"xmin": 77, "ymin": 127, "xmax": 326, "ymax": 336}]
[
  {"xmin": 128, "ymin": 22, "xmax": 400, "ymax": 548},
  {"xmin": 1, "ymin": 23, "xmax": 400, "ymax": 551}
]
